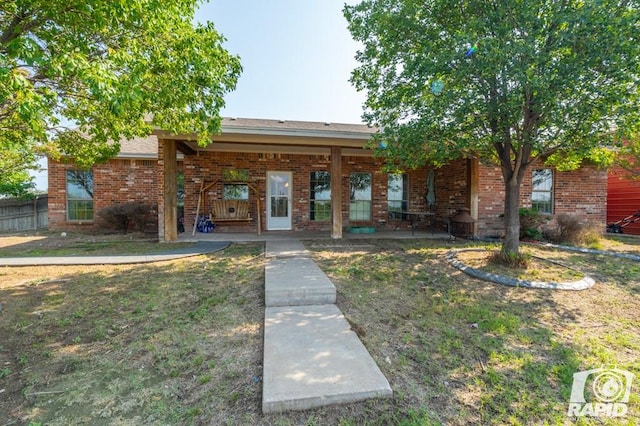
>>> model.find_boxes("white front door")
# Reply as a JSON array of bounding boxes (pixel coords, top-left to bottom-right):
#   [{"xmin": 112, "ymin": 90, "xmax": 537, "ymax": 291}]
[{"xmin": 267, "ymin": 171, "xmax": 292, "ymax": 230}]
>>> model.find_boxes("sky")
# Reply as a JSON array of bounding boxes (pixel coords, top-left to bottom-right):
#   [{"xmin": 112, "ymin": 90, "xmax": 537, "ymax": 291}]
[
  {"xmin": 33, "ymin": 0, "xmax": 364, "ymax": 190},
  {"xmin": 196, "ymin": 0, "xmax": 366, "ymax": 124}
]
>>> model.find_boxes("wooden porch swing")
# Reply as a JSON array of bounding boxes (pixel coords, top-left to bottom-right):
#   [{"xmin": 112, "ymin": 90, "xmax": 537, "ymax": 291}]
[{"xmin": 191, "ymin": 179, "xmax": 261, "ymax": 236}]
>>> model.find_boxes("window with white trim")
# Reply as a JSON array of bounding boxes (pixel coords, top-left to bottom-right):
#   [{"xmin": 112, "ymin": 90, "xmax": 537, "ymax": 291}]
[
  {"xmin": 66, "ymin": 170, "xmax": 94, "ymax": 221},
  {"xmin": 349, "ymin": 172, "xmax": 372, "ymax": 221},
  {"xmin": 532, "ymin": 169, "xmax": 553, "ymax": 214},
  {"xmin": 310, "ymin": 171, "xmax": 331, "ymax": 221}
]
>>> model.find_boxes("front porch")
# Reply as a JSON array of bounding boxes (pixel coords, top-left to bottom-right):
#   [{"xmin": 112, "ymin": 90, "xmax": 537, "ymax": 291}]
[
  {"xmin": 175, "ymin": 228, "xmax": 451, "ymax": 243},
  {"xmin": 154, "ymin": 118, "xmax": 481, "ymax": 242}
]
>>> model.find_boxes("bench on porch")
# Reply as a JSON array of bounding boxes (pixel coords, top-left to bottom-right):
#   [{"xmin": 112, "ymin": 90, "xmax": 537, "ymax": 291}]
[{"xmin": 210, "ymin": 199, "xmax": 252, "ymax": 222}]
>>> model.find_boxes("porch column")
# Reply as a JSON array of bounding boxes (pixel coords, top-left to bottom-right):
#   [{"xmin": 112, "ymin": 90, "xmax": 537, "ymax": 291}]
[
  {"xmin": 163, "ymin": 139, "xmax": 178, "ymax": 242},
  {"xmin": 467, "ymin": 157, "xmax": 479, "ymax": 234},
  {"xmin": 331, "ymin": 146, "xmax": 343, "ymax": 239}
]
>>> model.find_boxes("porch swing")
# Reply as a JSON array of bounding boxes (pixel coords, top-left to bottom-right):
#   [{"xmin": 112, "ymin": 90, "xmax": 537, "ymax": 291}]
[{"xmin": 191, "ymin": 179, "xmax": 262, "ymax": 236}]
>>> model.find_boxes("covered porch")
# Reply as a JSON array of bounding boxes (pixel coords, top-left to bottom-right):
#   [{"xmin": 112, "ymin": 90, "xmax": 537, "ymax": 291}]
[{"xmin": 154, "ymin": 118, "xmax": 480, "ymax": 242}]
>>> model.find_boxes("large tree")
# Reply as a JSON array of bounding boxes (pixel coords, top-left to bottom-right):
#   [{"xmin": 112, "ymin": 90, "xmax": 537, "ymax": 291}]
[
  {"xmin": 345, "ymin": 0, "xmax": 640, "ymax": 255},
  {"xmin": 616, "ymin": 136, "xmax": 640, "ymax": 178},
  {"xmin": 1, "ymin": 0, "xmax": 241, "ymax": 193}
]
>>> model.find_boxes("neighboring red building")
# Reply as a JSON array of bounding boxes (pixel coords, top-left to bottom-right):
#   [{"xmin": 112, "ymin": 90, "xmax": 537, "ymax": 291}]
[
  {"xmin": 607, "ymin": 167, "xmax": 640, "ymax": 235},
  {"xmin": 48, "ymin": 118, "xmax": 608, "ymax": 241}
]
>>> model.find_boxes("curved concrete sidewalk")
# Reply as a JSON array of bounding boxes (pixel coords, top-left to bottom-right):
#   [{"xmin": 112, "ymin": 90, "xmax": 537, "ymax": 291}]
[{"xmin": 0, "ymin": 241, "xmax": 231, "ymax": 266}]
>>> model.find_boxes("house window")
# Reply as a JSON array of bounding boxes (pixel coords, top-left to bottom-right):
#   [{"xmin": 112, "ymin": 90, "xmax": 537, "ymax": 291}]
[
  {"xmin": 222, "ymin": 168, "xmax": 249, "ymax": 200},
  {"xmin": 532, "ymin": 169, "xmax": 553, "ymax": 214},
  {"xmin": 349, "ymin": 172, "xmax": 372, "ymax": 221},
  {"xmin": 310, "ymin": 171, "xmax": 331, "ymax": 221},
  {"xmin": 66, "ymin": 170, "xmax": 94, "ymax": 221},
  {"xmin": 388, "ymin": 173, "xmax": 408, "ymax": 220},
  {"xmin": 223, "ymin": 184, "xmax": 249, "ymax": 200},
  {"xmin": 223, "ymin": 168, "xmax": 249, "ymax": 181}
]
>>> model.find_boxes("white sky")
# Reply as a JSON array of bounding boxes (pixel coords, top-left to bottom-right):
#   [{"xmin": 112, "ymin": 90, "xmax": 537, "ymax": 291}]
[{"xmin": 34, "ymin": 0, "xmax": 365, "ymax": 190}]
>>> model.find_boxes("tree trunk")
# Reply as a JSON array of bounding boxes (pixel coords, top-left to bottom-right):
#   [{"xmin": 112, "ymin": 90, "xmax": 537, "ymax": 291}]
[{"xmin": 502, "ymin": 176, "xmax": 522, "ymax": 255}]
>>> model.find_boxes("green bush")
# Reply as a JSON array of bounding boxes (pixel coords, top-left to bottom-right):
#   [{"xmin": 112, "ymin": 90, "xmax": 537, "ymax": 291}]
[{"xmin": 518, "ymin": 208, "xmax": 546, "ymax": 240}]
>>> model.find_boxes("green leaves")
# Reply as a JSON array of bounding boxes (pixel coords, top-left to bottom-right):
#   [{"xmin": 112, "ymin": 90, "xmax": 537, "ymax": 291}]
[
  {"xmin": 346, "ymin": 0, "xmax": 640, "ymax": 254},
  {"xmin": 0, "ymin": 0, "xmax": 241, "ymax": 191},
  {"xmin": 345, "ymin": 0, "xmax": 640, "ymax": 170}
]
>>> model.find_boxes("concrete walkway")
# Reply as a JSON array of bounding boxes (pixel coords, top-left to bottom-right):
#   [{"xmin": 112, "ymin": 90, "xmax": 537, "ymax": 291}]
[
  {"xmin": 0, "ymin": 241, "xmax": 230, "ymax": 266},
  {"xmin": 262, "ymin": 240, "xmax": 392, "ymax": 413}
]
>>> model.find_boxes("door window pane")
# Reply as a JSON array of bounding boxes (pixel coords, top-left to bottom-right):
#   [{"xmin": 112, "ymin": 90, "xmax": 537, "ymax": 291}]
[
  {"xmin": 271, "ymin": 198, "xmax": 288, "ymax": 217},
  {"xmin": 270, "ymin": 173, "xmax": 290, "ymax": 218}
]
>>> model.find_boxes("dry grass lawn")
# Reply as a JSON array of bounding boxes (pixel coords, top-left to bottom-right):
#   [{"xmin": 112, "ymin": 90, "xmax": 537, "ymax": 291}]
[{"xmin": 1, "ymin": 232, "xmax": 638, "ymax": 425}]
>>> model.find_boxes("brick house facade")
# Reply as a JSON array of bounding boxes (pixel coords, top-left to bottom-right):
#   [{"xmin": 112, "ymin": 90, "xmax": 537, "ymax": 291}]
[{"xmin": 48, "ymin": 118, "xmax": 607, "ymax": 240}]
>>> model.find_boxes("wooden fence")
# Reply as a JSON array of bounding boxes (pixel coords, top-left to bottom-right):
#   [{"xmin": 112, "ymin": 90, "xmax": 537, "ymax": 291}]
[{"xmin": 0, "ymin": 195, "xmax": 48, "ymax": 232}]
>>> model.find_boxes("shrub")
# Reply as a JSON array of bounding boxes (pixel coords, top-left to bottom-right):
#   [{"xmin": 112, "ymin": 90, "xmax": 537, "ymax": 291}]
[
  {"xmin": 544, "ymin": 214, "xmax": 603, "ymax": 247},
  {"xmin": 97, "ymin": 202, "xmax": 156, "ymax": 233},
  {"xmin": 518, "ymin": 208, "xmax": 546, "ymax": 240}
]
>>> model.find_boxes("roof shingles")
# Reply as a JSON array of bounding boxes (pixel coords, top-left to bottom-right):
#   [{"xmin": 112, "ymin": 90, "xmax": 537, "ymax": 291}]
[{"xmin": 120, "ymin": 117, "xmax": 374, "ymax": 157}]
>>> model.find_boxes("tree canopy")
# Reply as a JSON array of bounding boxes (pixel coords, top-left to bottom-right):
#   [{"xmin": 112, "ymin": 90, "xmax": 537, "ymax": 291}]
[
  {"xmin": 345, "ymin": 0, "xmax": 640, "ymax": 253},
  {"xmin": 616, "ymin": 136, "xmax": 640, "ymax": 178},
  {"xmin": 1, "ymin": 0, "xmax": 241, "ymax": 195}
]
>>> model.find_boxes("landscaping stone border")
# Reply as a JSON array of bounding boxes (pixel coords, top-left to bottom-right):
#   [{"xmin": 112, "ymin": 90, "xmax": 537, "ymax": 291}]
[
  {"xmin": 444, "ymin": 248, "xmax": 595, "ymax": 291},
  {"xmin": 531, "ymin": 242, "xmax": 640, "ymax": 262}
]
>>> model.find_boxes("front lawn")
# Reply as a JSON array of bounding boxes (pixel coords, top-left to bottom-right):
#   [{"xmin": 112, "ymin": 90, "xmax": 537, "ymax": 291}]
[{"xmin": 1, "ymin": 235, "xmax": 638, "ymax": 425}]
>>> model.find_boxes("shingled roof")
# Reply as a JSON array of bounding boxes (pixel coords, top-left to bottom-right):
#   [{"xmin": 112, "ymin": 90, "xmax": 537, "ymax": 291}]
[
  {"xmin": 119, "ymin": 117, "xmax": 376, "ymax": 157},
  {"xmin": 117, "ymin": 134, "xmax": 158, "ymax": 158},
  {"xmin": 221, "ymin": 117, "xmax": 374, "ymax": 136}
]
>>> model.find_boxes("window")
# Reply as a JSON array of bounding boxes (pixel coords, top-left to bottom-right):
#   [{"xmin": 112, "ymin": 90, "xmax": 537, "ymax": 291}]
[
  {"xmin": 349, "ymin": 172, "xmax": 372, "ymax": 221},
  {"xmin": 66, "ymin": 170, "xmax": 94, "ymax": 221},
  {"xmin": 222, "ymin": 168, "xmax": 249, "ymax": 181},
  {"xmin": 310, "ymin": 171, "xmax": 331, "ymax": 221},
  {"xmin": 223, "ymin": 184, "xmax": 249, "ymax": 200},
  {"xmin": 532, "ymin": 169, "xmax": 553, "ymax": 214},
  {"xmin": 388, "ymin": 174, "xmax": 408, "ymax": 220},
  {"xmin": 222, "ymin": 168, "xmax": 249, "ymax": 200}
]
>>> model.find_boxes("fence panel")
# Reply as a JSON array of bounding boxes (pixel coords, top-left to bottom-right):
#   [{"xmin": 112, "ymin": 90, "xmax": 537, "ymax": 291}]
[{"xmin": 0, "ymin": 195, "xmax": 48, "ymax": 232}]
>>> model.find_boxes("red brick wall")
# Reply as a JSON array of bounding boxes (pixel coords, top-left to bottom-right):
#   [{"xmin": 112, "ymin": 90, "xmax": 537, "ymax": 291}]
[
  {"xmin": 431, "ymin": 159, "xmax": 469, "ymax": 218},
  {"xmin": 178, "ymin": 149, "xmax": 438, "ymax": 233},
  {"xmin": 50, "ymin": 147, "xmax": 607, "ymax": 238},
  {"xmin": 477, "ymin": 162, "xmax": 607, "ymax": 237},
  {"xmin": 48, "ymin": 158, "xmax": 159, "ymax": 231}
]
